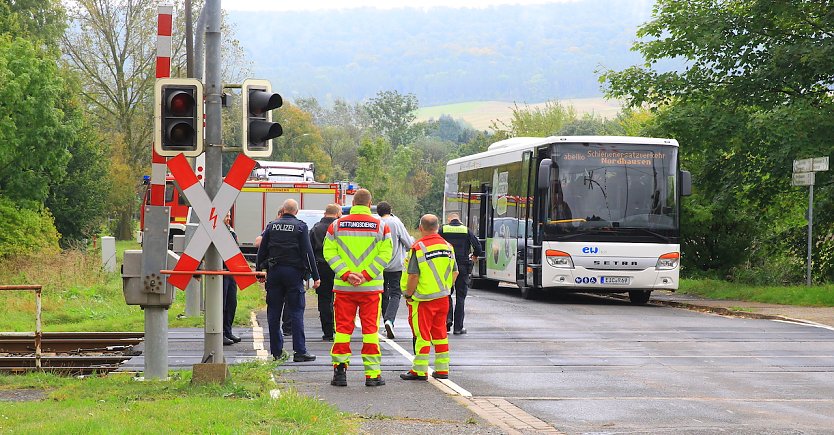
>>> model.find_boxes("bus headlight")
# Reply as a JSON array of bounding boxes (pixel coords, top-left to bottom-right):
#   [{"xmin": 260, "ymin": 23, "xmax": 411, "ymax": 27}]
[
  {"xmin": 546, "ymin": 249, "xmax": 574, "ymax": 268},
  {"xmin": 656, "ymin": 252, "xmax": 680, "ymax": 270}
]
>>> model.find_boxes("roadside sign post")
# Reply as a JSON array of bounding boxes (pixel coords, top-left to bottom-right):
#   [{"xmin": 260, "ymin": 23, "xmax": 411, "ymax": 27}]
[{"xmin": 792, "ymin": 156, "xmax": 829, "ymax": 286}]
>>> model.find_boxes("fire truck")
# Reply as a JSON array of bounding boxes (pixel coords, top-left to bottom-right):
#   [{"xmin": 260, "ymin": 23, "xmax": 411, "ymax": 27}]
[
  {"xmin": 139, "ymin": 173, "xmax": 356, "ymax": 259},
  {"xmin": 233, "ymin": 180, "xmax": 355, "ymax": 260}
]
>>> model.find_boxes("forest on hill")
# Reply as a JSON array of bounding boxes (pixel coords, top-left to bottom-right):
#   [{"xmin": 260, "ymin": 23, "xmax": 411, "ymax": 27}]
[{"xmin": 228, "ymin": 0, "xmax": 654, "ymax": 106}]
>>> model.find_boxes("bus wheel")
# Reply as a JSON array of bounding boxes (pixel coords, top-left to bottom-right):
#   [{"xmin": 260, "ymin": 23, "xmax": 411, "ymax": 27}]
[
  {"xmin": 628, "ymin": 290, "xmax": 651, "ymax": 305},
  {"xmin": 519, "ymin": 285, "xmax": 538, "ymax": 300}
]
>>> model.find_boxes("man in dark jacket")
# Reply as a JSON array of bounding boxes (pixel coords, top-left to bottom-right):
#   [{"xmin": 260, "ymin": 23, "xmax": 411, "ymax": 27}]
[
  {"xmin": 256, "ymin": 199, "xmax": 319, "ymax": 362},
  {"xmin": 438, "ymin": 213, "xmax": 483, "ymax": 335},
  {"xmin": 310, "ymin": 203, "xmax": 341, "ymax": 341}
]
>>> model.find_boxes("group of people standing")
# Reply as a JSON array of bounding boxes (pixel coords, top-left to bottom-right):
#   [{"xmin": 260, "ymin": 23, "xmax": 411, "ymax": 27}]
[{"xmin": 250, "ymin": 188, "xmax": 482, "ymax": 387}]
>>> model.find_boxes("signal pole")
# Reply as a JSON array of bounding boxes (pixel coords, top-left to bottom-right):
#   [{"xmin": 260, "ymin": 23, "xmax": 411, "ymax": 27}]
[{"xmin": 202, "ymin": 0, "xmax": 225, "ymax": 368}]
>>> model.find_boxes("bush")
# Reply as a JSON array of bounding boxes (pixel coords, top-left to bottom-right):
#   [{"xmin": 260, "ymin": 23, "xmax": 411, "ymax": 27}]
[{"xmin": 0, "ymin": 195, "xmax": 61, "ymax": 258}]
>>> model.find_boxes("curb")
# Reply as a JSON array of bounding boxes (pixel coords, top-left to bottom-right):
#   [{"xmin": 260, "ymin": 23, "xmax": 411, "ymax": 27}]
[{"xmin": 632, "ymin": 296, "xmax": 823, "ymax": 326}]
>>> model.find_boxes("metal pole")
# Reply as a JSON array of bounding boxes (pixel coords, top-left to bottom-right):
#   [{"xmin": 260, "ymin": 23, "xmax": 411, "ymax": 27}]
[
  {"xmin": 185, "ymin": 0, "xmax": 193, "ymax": 78},
  {"xmin": 35, "ymin": 286, "xmax": 41, "ymax": 370},
  {"xmin": 187, "ymin": 7, "xmax": 207, "ymax": 316},
  {"xmin": 202, "ymin": 0, "xmax": 224, "ymax": 365},
  {"xmin": 195, "ymin": 7, "xmax": 207, "ymax": 82},
  {"xmin": 144, "ymin": 307, "xmax": 169, "ymax": 378},
  {"xmin": 805, "ymin": 184, "xmax": 814, "ymax": 287}
]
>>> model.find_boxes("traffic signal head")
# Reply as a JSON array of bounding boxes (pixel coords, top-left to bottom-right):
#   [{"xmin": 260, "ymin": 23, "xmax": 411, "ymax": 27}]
[
  {"xmin": 241, "ymin": 79, "xmax": 282, "ymax": 158},
  {"xmin": 154, "ymin": 78, "xmax": 204, "ymax": 157}
]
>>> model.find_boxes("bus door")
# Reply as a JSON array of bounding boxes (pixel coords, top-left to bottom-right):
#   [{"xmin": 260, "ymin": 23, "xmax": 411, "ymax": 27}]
[
  {"xmin": 476, "ymin": 183, "xmax": 492, "ymax": 278},
  {"xmin": 520, "ymin": 151, "xmax": 534, "ymax": 287}
]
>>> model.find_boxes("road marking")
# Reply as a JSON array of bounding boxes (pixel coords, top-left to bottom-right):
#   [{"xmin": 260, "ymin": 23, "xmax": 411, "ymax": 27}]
[
  {"xmin": 483, "ymin": 396, "xmax": 834, "ymax": 403},
  {"xmin": 773, "ymin": 318, "xmax": 834, "ymax": 332},
  {"xmin": 250, "ymin": 311, "xmax": 269, "ymax": 360},
  {"xmin": 251, "ymin": 311, "xmax": 280, "ymax": 399},
  {"xmin": 376, "ymin": 321, "xmax": 564, "ymax": 434}
]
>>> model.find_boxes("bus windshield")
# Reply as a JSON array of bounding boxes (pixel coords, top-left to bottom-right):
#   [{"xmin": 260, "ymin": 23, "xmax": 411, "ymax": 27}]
[{"xmin": 544, "ymin": 142, "xmax": 679, "ymax": 242}]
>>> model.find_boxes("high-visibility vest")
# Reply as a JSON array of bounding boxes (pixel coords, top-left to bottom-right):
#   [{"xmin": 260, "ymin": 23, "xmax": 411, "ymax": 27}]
[
  {"xmin": 323, "ymin": 205, "xmax": 393, "ymax": 293},
  {"xmin": 402, "ymin": 234, "xmax": 456, "ymax": 301}
]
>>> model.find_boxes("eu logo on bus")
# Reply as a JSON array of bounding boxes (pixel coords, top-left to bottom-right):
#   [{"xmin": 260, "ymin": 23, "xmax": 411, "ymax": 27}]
[{"xmin": 582, "ymin": 247, "xmax": 599, "ymax": 254}]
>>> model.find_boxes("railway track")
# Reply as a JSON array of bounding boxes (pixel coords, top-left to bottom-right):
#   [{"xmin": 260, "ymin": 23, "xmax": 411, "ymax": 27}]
[{"xmin": 0, "ymin": 332, "xmax": 144, "ymax": 375}]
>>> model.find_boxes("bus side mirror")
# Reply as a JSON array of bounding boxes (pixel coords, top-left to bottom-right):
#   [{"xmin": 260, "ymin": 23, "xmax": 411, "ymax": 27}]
[
  {"xmin": 537, "ymin": 159, "xmax": 552, "ymax": 190},
  {"xmin": 680, "ymin": 170, "xmax": 692, "ymax": 196}
]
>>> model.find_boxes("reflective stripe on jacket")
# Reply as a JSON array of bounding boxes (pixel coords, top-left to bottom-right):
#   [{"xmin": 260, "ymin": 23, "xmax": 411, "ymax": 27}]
[
  {"xmin": 323, "ymin": 205, "xmax": 393, "ymax": 293},
  {"xmin": 402, "ymin": 233, "xmax": 456, "ymax": 301}
]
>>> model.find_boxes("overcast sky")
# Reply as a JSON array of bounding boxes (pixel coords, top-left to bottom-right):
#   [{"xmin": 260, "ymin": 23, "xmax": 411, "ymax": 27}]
[{"xmin": 224, "ymin": 0, "xmax": 584, "ymax": 12}]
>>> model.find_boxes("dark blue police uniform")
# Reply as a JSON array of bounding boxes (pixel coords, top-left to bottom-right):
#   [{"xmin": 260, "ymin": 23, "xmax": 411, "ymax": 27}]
[{"xmin": 256, "ymin": 213, "xmax": 320, "ymax": 360}]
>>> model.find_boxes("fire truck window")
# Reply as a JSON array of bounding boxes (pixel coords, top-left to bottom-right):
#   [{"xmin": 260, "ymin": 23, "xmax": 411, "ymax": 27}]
[
  {"xmin": 165, "ymin": 183, "xmax": 175, "ymax": 203},
  {"xmin": 178, "ymin": 190, "xmax": 188, "ymax": 205}
]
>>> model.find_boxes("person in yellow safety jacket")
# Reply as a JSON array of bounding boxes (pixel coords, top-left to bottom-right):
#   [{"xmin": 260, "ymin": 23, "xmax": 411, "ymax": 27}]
[
  {"xmin": 323, "ymin": 188, "xmax": 393, "ymax": 387},
  {"xmin": 400, "ymin": 214, "xmax": 459, "ymax": 381}
]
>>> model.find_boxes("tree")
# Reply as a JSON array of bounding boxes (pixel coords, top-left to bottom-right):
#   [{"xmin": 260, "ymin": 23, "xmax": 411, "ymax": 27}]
[
  {"xmin": 366, "ymin": 90, "xmax": 422, "ymax": 148},
  {"xmin": 0, "ymin": 36, "xmax": 71, "ymax": 208},
  {"xmin": 601, "ymin": 0, "xmax": 834, "ymax": 109},
  {"xmin": 601, "ymin": 0, "xmax": 834, "ymax": 282},
  {"xmin": 0, "ymin": 0, "xmax": 66, "ymax": 50},
  {"xmin": 271, "ymin": 104, "xmax": 333, "ymax": 182},
  {"xmin": 62, "ymin": 0, "xmax": 250, "ymax": 239},
  {"xmin": 490, "ymin": 101, "xmax": 577, "ymax": 137}
]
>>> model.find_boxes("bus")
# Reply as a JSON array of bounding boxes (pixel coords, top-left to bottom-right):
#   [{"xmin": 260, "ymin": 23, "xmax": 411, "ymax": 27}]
[{"xmin": 444, "ymin": 136, "xmax": 691, "ymax": 304}]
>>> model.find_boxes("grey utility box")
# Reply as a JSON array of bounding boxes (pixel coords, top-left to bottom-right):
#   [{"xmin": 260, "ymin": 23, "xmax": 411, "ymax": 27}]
[{"xmin": 122, "ymin": 250, "xmax": 175, "ymax": 308}]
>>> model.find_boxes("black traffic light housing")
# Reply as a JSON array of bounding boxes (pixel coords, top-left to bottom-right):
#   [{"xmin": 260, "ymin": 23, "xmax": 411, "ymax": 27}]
[
  {"xmin": 241, "ymin": 79, "xmax": 282, "ymax": 158},
  {"xmin": 154, "ymin": 78, "xmax": 204, "ymax": 157}
]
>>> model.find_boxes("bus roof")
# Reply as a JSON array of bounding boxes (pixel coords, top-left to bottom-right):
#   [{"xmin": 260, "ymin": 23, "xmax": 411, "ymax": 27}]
[{"xmin": 447, "ymin": 136, "xmax": 679, "ymax": 169}]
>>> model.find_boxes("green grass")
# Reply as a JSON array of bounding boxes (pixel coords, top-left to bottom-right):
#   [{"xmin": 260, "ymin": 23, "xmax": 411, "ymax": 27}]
[
  {"xmin": 0, "ymin": 241, "xmax": 265, "ymax": 332},
  {"xmin": 679, "ymin": 279, "xmax": 834, "ymax": 307},
  {"xmin": 0, "ymin": 361, "xmax": 353, "ymax": 434}
]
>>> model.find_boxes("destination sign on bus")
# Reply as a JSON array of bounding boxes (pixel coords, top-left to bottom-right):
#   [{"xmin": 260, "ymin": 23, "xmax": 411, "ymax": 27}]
[{"xmin": 560, "ymin": 150, "xmax": 667, "ymax": 166}]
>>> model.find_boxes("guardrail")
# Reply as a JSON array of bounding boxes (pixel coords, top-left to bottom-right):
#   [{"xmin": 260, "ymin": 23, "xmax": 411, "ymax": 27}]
[{"xmin": 0, "ymin": 285, "xmax": 42, "ymax": 369}]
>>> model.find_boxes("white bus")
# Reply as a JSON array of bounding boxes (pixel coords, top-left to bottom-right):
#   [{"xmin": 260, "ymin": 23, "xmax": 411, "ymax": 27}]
[{"xmin": 444, "ymin": 136, "xmax": 691, "ymax": 304}]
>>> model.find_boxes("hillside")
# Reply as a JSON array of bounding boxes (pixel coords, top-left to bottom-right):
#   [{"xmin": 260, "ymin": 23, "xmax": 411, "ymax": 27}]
[
  {"xmin": 415, "ymin": 98, "xmax": 622, "ymax": 130},
  {"xmin": 227, "ymin": 0, "xmax": 655, "ymax": 106}
]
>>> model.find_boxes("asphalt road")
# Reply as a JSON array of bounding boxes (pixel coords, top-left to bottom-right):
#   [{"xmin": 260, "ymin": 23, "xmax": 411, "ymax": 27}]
[{"xmin": 449, "ymin": 286, "xmax": 834, "ymax": 434}]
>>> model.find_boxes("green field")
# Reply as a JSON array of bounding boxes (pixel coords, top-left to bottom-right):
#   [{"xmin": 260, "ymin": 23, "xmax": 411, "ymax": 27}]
[{"xmin": 415, "ymin": 98, "xmax": 622, "ymax": 130}]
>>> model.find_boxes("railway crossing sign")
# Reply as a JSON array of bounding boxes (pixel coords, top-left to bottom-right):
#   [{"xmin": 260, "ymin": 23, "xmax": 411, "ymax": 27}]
[{"xmin": 166, "ymin": 154, "xmax": 258, "ymax": 290}]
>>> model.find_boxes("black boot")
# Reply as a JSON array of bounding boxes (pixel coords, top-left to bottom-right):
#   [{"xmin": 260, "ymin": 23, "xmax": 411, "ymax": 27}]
[
  {"xmin": 365, "ymin": 376, "xmax": 386, "ymax": 387},
  {"xmin": 331, "ymin": 363, "xmax": 347, "ymax": 386}
]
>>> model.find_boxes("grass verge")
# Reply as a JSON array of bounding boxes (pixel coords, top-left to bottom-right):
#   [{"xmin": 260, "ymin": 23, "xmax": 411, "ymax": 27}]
[
  {"xmin": 679, "ymin": 279, "xmax": 834, "ymax": 307},
  {"xmin": 0, "ymin": 241, "xmax": 264, "ymax": 332},
  {"xmin": 0, "ymin": 361, "xmax": 353, "ymax": 434}
]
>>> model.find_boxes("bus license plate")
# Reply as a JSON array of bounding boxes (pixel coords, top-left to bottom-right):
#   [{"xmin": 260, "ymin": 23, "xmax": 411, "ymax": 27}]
[{"xmin": 600, "ymin": 276, "xmax": 630, "ymax": 285}]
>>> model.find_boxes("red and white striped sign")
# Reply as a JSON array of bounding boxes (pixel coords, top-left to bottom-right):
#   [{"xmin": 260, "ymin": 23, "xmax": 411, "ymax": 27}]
[
  {"xmin": 150, "ymin": 4, "xmax": 174, "ymax": 206},
  {"xmin": 166, "ymin": 154, "xmax": 258, "ymax": 290}
]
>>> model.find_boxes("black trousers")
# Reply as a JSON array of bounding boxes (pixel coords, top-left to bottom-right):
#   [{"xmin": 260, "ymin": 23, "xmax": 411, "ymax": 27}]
[
  {"xmin": 447, "ymin": 261, "xmax": 472, "ymax": 331},
  {"xmin": 266, "ymin": 266, "xmax": 308, "ymax": 357},
  {"xmin": 315, "ymin": 261, "xmax": 335, "ymax": 338},
  {"xmin": 222, "ymin": 275, "xmax": 237, "ymax": 337}
]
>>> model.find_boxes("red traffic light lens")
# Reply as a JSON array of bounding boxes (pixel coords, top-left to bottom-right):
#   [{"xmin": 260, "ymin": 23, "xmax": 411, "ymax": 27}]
[{"xmin": 168, "ymin": 91, "xmax": 195, "ymax": 117}]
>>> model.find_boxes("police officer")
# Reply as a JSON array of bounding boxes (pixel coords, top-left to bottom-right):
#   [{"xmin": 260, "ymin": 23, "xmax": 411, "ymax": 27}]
[
  {"xmin": 400, "ymin": 214, "xmax": 458, "ymax": 381},
  {"xmin": 438, "ymin": 212, "xmax": 483, "ymax": 335},
  {"xmin": 256, "ymin": 199, "xmax": 319, "ymax": 362}
]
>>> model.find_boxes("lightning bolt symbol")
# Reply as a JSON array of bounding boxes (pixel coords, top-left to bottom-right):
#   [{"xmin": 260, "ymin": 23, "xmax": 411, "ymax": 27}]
[{"xmin": 209, "ymin": 207, "xmax": 218, "ymax": 230}]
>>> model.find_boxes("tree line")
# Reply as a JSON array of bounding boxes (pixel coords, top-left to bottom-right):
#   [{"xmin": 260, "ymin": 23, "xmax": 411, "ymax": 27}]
[{"xmin": 1, "ymin": 1, "xmax": 831, "ymax": 285}]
